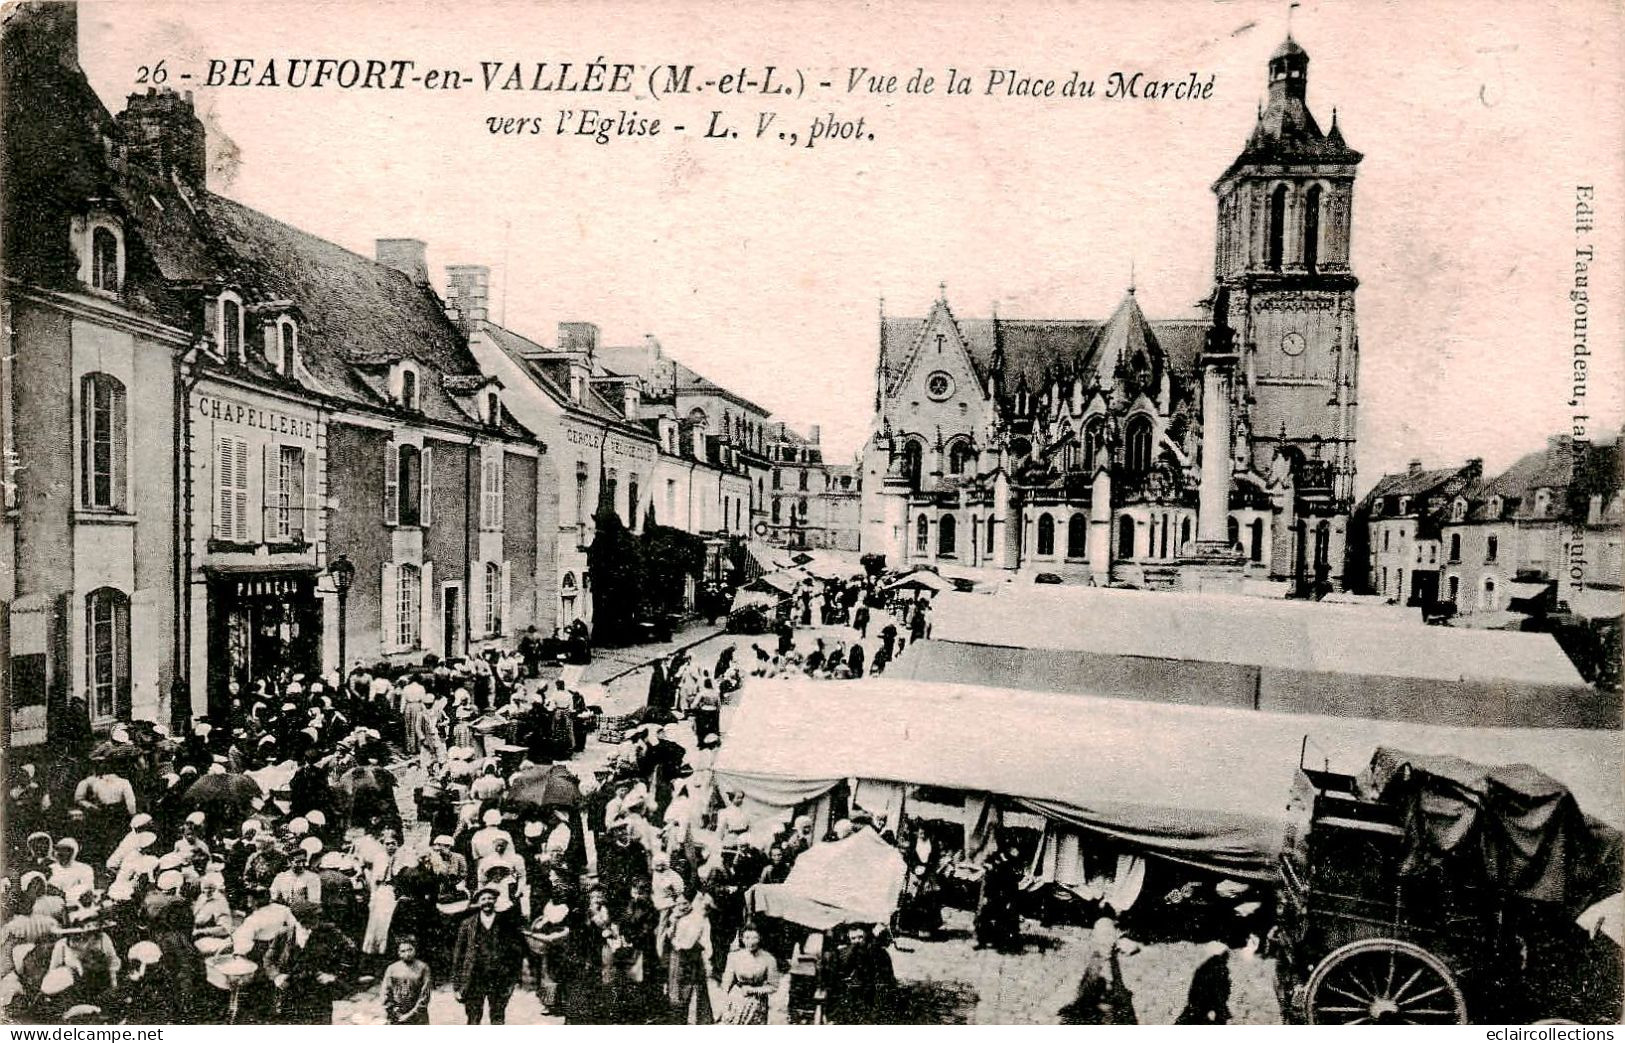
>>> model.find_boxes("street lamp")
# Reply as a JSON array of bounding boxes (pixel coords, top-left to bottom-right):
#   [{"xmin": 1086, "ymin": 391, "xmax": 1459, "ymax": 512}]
[{"xmin": 327, "ymin": 554, "xmax": 355, "ymax": 685}]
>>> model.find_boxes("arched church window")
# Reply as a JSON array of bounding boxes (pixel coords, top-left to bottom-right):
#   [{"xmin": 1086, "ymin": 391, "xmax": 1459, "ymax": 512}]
[
  {"xmin": 1117, "ymin": 515, "xmax": 1135, "ymax": 559},
  {"xmin": 1082, "ymin": 418, "xmax": 1103, "ymax": 470},
  {"xmin": 1036, "ymin": 513, "xmax": 1055, "ymax": 556},
  {"xmin": 948, "ymin": 440, "xmax": 975, "ymax": 476},
  {"xmin": 938, "ymin": 514, "xmax": 957, "ymax": 556},
  {"xmin": 901, "ymin": 439, "xmax": 924, "ymax": 490},
  {"xmin": 1303, "ymin": 184, "xmax": 1322, "ymax": 272},
  {"xmin": 915, "ymin": 514, "xmax": 929, "ymax": 553},
  {"xmin": 1267, "ymin": 184, "xmax": 1287, "ymax": 270},
  {"xmin": 1067, "ymin": 515, "xmax": 1087, "ymax": 558},
  {"xmin": 1124, "ymin": 415, "xmax": 1154, "ymax": 475},
  {"xmin": 1228, "ymin": 516, "xmax": 1240, "ymax": 547}
]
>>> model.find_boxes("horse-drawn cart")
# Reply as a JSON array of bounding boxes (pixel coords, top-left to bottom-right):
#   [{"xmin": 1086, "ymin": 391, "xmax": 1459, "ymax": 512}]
[{"xmin": 1272, "ymin": 746, "xmax": 1623, "ymax": 1025}]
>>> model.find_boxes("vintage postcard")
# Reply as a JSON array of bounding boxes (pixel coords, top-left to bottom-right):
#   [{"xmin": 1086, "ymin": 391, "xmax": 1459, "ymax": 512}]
[{"xmin": 2, "ymin": 0, "xmax": 1621, "ymax": 1029}]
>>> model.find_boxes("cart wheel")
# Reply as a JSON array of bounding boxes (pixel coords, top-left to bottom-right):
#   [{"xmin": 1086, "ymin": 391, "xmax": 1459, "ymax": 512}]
[{"xmin": 1304, "ymin": 939, "xmax": 1468, "ymax": 1025}]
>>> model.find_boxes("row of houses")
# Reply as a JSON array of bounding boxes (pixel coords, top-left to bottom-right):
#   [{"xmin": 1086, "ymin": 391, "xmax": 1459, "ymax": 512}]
[
  {"xmin": 0, "ymin": 3, "xmax": 851, "ymax": 746},
  {"xmin": 1354, "ymin": 434, "xmax": 1623, "ymax": 617}
]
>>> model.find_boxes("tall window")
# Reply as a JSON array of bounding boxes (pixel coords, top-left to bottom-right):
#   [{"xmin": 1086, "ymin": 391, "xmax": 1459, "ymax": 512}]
[
  {"xmin": 80, "ymin": 373, "xmax": 126, "ymax": 510},
  {"xmin": 665, "ymin": 480, "xmax": 677, "ymax": 524},
  {"xmin": 484, "ymin": 561, "xmax": 503, "ymax": 636},
  {"xmin": 275, "ymin": 319, "xmax": 297, "ymax": 374},
  {"xmin": 391, "ymin": 444, "xmax": 424, "ymax": 527},
  {"xmin": 84, "ymin": 587, "xmax": 129, "ymax": 722},
  {"xmin": 1267, "ymin": 184, "xmax": 1287, "ymax": 270},
  {"xmin": 1117, "ymin": 515, "xmax": 1135, "ymax": 558},
  {"xmin": 901, "ymin": 440, "xmax": 923, "ymax": 489},
  {"xmin": 271, "ymin": 445, "xmax": 307, "ymax": 540},
  {"xmin": 1124, "ymin": 416, "xmax": 1154, "ymax": 475},
  {"xmin": 1067, "ymin": 515, "xmax": 1087, "ymax": 558},
  {"xmin": 91, "ymin": 227, "xmax": 120, "ymax": 292},
  {"xmin": 772, "ymin": 498, "xmax": 781, "ymax": 524},
  {"xmin": 1082, "ymin": 419, "xmax": 1103, "ymax": 470},
  {"xmin": 915, "ymin": 514, "xmax": 929, "ymax": 553},
  {"xmin": 986, "ymin": 516, "xmax": 996, "ymax": 555},
  {"xmin": 1228, "ymin": 517, "xmax": 1240, "ymax": 547},
  {"xmin": 220, "ymin": 297, "xmax": 242, "ymax": 359},
  {"xmin": 400, "ymin": 369, "xmax": 419, "ymax": 410},
  {"xmin": 773, "ymin": 469, "xmax": 782, "ymax": 490},
  {"xmin": 397, "ymin": 564, "xmax": 421, "ymax": 649},
  {"xmin": 1250, "ymin": 518, "xmax": 1265, "ymax": 562},
  {"xmin": 575, "ymin": 465, "xmax": 590, "ymax": 541},
  {"xmin": 628, "ymin": 475, "xmax": 639, "ymax": 528},
  {"xmin": 214, "ymin": 435, "xmax": 250, "ymax": 541},
  {"xmin": 949, "ymin": 440, "xmax": 975, "ymax": 476},
  {"xmin": 482, "ymin": 455, "xmax": 504, "ymax": 530},
  {"xmin": 1303, "ymin": 185, "xmax": 1322, "ymax": 271},
  {"xmin": 938, "ymin": 514, "xmax": 957, "ymax": 556},
  {"xmin": 798, "ymin": 470, "xmax": 808, "ymax": 491},
  {"xmin": 1450, "ymin": 533, "xmax": 1461, "ymax": 561},
  {"xmin": 1037, "ymin": 513, "xmax": 1056, "ymax": 556},
  {"xmin": 1486, "ymin": 536, "xmax": 1498, "ymax": 562}
]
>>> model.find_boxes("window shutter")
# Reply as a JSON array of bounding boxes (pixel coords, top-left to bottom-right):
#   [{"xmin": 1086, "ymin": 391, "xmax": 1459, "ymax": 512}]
[
  {"xmin": 303, "ymin": 449, "xmax": 318, "ymax": 542},
  {"xmin": 421, "ymin": 446, "xmax": 433, "ymax": 528},
  {"xmin": 263, "ymin": 443, "xmax": 277, "ymax": 539},
  {"xmin": 470, "ymin": 561, "xmax": 485, "ymax": 637},
  {"xmin": 113, "ymin": 595, "xmax": 131, "ymax": 721},
  {"xmin": 384, "ymin": 443, "xmax": 399, "ymax": 525},
  {"xmin": 216, "ymin": 437, "xmax": 235, "ymax": 539},
  {"xmin": 111, "ymin": 384, "xmax": 127, "ymax": 511},
  {"xmin": 233, "ymin": 438, "xmax": 250, "ymax": 542},
  {"xmin": 380, "ymin": 563, "xmax": 398, "ymax": 652},
  {"xmin": 419, "ymin": 561, "xmax": 435, "ymax": 651},
  {"xmin": 500, "ymin": 560, "xmax": 511, "ymax": 636},
  {"xmin": 496, "ymin": 455, "xmax": 505, "ymax": 529}
]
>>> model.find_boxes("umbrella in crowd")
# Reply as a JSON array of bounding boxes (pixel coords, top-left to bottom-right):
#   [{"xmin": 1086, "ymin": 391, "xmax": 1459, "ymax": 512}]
[
  {"xmin": 179, "ymin": 772, "xmax": 264, "ymax": 822},
  {"xmin": 505, "ymin": 763, "xmax": 581, "ymax": 811}
]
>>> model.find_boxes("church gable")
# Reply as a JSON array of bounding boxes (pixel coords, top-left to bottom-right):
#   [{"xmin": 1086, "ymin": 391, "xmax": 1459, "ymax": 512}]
[{"xmin": 886, "ymin": 301, "xmax": 990, "ymax": 440}]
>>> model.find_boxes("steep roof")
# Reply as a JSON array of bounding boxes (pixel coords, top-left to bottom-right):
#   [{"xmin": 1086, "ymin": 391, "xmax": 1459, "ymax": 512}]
[
  {"xmin": 1363, "ymin": 465, "xmax": 1465, "ymax": 505},
  {"xmin": 483, "ymin": 322, "xmax": 654, "ymax": 434},
  {"xmin": 1218, "ymin": 38, "xmax": 1362, "ymax": 180},
  {"xmin": 880, "ymin": 306, "xmax": 1207, "ymax": 401}
]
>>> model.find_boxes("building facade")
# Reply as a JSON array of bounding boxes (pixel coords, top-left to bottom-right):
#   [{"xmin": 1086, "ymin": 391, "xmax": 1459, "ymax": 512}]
[
  {"xmin": 3, "ymin": 4, "xmax": 185, "ymax": 746},
  {"xmin": 461, "ymin": 281, "xmax": 759, "ymax": 631},
  {"xmin": 3, "ymin": 2, "xmax": 553, "ymax": 739},
  {"xmin": 764, "ymin": 424, "xmax": 860, "ymax": 551},
  {"xmin": 862, "ymin": 36, "xmax": 1360, "ymax": 593},
  {"xmin": 1354, "ymin": 459, "xmax": 1482, "ymax": 605}
]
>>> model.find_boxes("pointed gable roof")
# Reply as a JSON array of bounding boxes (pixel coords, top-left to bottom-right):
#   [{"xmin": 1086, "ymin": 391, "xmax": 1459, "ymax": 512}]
[{"xmin": 1084, "ymin": 291, "xmax": 1159, "ymax": 385}]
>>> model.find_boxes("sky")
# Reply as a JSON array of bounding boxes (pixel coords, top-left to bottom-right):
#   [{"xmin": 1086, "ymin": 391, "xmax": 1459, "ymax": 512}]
[{"xmin": 78, "ymin": 0, "xmax": 1624, "ymax": 492}]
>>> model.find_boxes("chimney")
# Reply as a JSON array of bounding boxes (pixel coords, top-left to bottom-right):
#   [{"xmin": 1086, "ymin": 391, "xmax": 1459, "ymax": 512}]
[
  {"xmin": 1547, "ymin": 433, "xmax": 1573, "ymax": 460},
  {"xmin": 443, "ymin": 263, "xmax": 489, "ymax": 329},
  {"xmin": 808, "ymin": 424, "xmax": 821, "ymax": 445},
  {"xmin": 558, "ymin": 322, "xmax": 600, "ymax": 359},
  {"xmin": 1406, "ymin": 459, "xmax": 1422, "ymax": 476},
  {"xmin": 622, "ymin": 382, "xmax": 640, "ymax": 420},
  {"xmin": 115, "ymin": 87, "xmax": 207, "ymax": 185},
  {"xmin": 376, "ymin": 240, "xmax": 430, "ymax": 287},
  {"xmin": 6, "ymin": 1, "xmax": 79, "ymax": 73}
]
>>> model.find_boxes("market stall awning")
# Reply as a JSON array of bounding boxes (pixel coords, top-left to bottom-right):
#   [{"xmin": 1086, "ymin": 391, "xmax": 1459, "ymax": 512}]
[
  {"xmin": 713, "ymin": 678, "xmax": 1623, "ymax": 880},
  {"xmin": 747, "ymin": 829, "xmax": 907, "ymax": 929},
  {"xmin": 906, "ymin": 586, "xmax": 1615, "ymax": 728}
]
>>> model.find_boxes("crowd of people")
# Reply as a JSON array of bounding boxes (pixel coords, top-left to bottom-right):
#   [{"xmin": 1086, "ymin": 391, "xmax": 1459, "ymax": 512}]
[{"xmin": 0, "ymin": 587, "xmax": 940, "ymax": 1027}]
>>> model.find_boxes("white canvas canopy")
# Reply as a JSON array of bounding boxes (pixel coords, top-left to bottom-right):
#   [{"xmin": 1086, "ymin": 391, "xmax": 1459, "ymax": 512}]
[
  {"xmin": 911, "ymin": 586, "xmax": 1614, "ymax": 728},
  {"xmin": 747, "ymin": 829, "xmax": 907, "ymax": 929},
  {"xmin": 713, "ymin": 678, "xmax": 1623, "ymax": 880}
]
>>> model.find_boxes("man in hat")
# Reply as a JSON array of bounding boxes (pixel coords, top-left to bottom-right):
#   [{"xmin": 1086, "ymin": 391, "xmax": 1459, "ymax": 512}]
[
  {"xmin": 279, "ymin": 898, "xmax": 357, "ymax": 1024},
  {"xmin": 476, "ymin": 836, "xmax": 528, "ymax": 919},
  {"xmin": 450, "ymin": 886, "xmax": 525, "ymax": 1024},
  {"xmin": 270, "ymin": 843, "xmax": 323, "ymax": 906},
  {"xmin": 240, "ymin": 828, "xmax": 286, "ymax": 909}
]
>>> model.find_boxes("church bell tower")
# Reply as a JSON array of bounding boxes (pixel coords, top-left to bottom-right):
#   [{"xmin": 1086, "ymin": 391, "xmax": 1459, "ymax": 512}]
[{"xmin": 1213, "ymin": 36, "xmax": 1361, "ymax": 507}]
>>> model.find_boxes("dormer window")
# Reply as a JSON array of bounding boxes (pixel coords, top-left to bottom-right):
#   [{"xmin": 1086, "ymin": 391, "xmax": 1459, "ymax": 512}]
[
  {"xmin": 1487, "ymin": 495, "xmax": 1503, "ymax": 519},
  {"xmin": 218, "ymin": 292, "xmax": 244, "ymax": 361},
  {"xmin": 91, "ymin": 227, "xmax": 120, "ymax": 291},
  {"xmin": 78, "ymin": 214, "xmax": 125, "ymax": 294},
  {"xmin": 570, "ymin": 372, "xmax": 585, "ymax": 405},
  {"xmin": 485, "ymin": 390, "xmax": 500, "ymax": 426},
  {"xmin": 1451, "ymin": 497, "xmax": 1467, "ymax": 522},
  {"xmin": 1397, "ymin": 496, "xmax": 1411, "ymax": 516},
  {"xmin": 1533, "ymin": 489, "xmax": 1551, "ymax": 517},
  {"xmin": 274, "ymin": 317, "xmax": 298, "ymax": 376},
  {"xmin": 394, "ymin": 363, "xmax": 420, "ymax": 411}
]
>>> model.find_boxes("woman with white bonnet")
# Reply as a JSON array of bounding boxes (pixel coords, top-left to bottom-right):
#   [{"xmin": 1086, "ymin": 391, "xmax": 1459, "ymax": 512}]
[{"xmin": 47, "ymin": 839, "xmax": 95, "ymax": 904}]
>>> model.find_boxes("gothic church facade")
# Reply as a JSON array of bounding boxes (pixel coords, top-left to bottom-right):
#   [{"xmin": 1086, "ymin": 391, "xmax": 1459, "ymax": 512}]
[{"xmin": 862, "ymin": 37, "xmax": 1361, "ymax": 593}]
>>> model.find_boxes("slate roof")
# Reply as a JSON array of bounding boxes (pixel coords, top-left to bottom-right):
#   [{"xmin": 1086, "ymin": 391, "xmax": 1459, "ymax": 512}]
[
  {"xmin": 483, "ymin": 322, "xmax": 656, "ymax": 436},
  {"xmin": 880, "ymin": 302, "xmax": 1208, "ymax": 401},
  {"xmin": 1219, "ymin": 37, "xmax": 1362, "ymax": 180}
]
